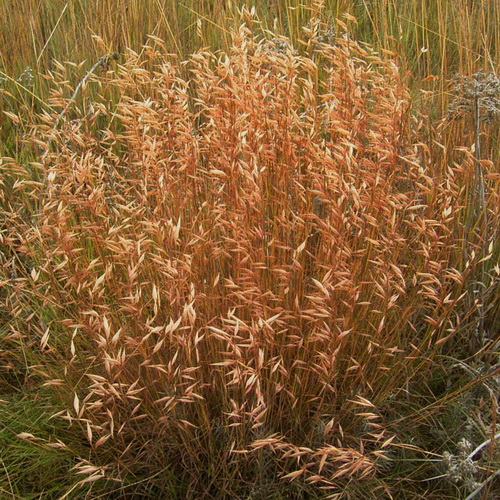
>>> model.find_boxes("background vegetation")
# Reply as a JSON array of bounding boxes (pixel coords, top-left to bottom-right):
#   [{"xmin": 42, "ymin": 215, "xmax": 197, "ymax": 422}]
[{"xmin": 0, "ymin": 1, "xmax": 499, "ymax": 499}]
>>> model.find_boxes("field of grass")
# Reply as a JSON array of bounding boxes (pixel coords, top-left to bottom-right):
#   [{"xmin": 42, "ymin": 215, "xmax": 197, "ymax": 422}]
[{"xmin": 1, "ymin": 1, "xmax": 499, "ymax": 499}]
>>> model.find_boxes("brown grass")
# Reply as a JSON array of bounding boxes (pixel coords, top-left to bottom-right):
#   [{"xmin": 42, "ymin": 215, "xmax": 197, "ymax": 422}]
[{"xmin": 1, "ymin": 16, "xmax": 499, "ymax": 499}]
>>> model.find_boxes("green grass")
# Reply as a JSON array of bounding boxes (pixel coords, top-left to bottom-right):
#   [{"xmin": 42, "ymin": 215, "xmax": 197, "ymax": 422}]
[{"xmin": 0, "ymin": 392, "xmax": 102, "ymax": 499}]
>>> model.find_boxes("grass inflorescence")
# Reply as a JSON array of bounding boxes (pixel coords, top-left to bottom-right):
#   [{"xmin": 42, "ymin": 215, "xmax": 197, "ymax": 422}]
[{"xmin": 0, "ymin": 4, "xmax": 499, "ymax": 500}]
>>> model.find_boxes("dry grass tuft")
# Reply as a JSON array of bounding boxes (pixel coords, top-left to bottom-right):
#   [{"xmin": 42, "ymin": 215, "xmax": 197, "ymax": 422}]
[{"xmin": 1, "ymin": 17, "xmax": 499, "ymax": 499}]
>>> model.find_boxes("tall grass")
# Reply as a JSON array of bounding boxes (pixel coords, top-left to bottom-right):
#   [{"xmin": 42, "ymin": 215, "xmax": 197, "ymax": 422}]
[
  {"xmin": 1, "ymin": 1, "xmax": 500, "ymax": 160},
  {"xmin": 1, "ymin": 12, "xmax": 499, "ymax": 497},
  {"xmin": 1, "ymin": 1, "xmax": 499, "ymax": 73},
  {"xmin": 1, "ymin": 3, "xmax": 499, "ymax": 500}
]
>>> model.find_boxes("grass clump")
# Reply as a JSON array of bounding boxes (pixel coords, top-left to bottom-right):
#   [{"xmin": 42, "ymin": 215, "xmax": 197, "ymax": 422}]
[{"xmin": 1, "ymin": 12, "xmax": 499, "ymax": 500}]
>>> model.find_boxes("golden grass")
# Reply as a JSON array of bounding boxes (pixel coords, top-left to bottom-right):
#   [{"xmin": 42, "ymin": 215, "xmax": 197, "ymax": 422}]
[
  {"xmin": 1, "ymin": 15, "xmax": 498, "ymax": 497},
  {"xmin": 1, "ymin": 0, "xmax": 499, "ymax": 72}
]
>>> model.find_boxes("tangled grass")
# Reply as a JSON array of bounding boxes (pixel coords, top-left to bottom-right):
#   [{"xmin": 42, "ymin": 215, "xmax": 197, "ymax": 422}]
[{"xmin": 1, "ymin": 18, "xmax": 499, "ymax": 499}]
